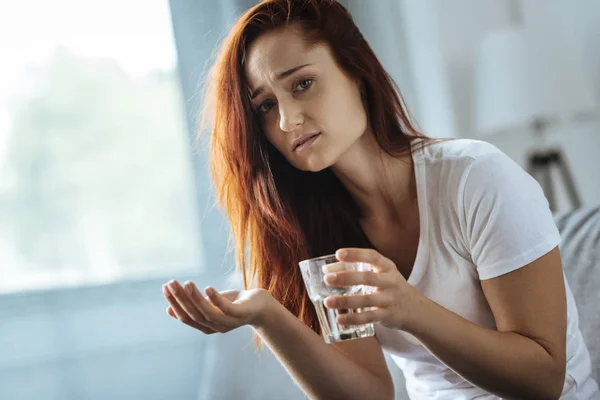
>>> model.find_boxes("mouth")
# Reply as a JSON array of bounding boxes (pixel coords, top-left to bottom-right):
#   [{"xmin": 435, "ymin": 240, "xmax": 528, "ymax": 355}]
[{"xmin": 293, "ymin": 133, "xmax": 321, "ymax": 152}]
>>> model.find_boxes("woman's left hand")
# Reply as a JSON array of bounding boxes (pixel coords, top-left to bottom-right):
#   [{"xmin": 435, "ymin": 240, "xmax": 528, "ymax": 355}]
[{"xmin": 324, "ymin": 248, "xmax": 420, "ymax": 330}]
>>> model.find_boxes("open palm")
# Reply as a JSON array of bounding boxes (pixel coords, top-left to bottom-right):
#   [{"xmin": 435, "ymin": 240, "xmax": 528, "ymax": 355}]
[{"xmin": 163, "ymin": 281, "xmax": 272, "ymax": 335}]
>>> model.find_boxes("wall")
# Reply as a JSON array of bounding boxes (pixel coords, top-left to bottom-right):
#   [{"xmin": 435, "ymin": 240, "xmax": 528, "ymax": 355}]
[
  {"xmin": 345, "ymin": 0, "xmax": 416, "ymax": 120},
  {"xmin": 434, "ymin": 0, "xmax": 600, "ymax": 211},
  {"xmin": 343, "ymin": 0, "xmax": 457, "ymax": 139}
]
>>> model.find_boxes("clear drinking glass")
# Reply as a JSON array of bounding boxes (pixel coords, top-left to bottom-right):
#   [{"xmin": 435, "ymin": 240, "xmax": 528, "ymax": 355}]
[{"xmin": 299, "ymin": 254, "xmax": 375, "ymax": 344}]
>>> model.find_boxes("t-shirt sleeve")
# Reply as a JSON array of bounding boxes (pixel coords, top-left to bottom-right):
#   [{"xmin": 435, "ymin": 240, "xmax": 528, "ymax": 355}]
[{"xmin": 461, "ymin": 148, "xmax": 562, "ymax": 280}]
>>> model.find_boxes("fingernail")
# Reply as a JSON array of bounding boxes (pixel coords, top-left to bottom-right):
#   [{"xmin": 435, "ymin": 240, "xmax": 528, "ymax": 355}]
[
  {"xmin": 337, "ymin": 249, "xmax": 348, "ymax": 258},
  {"xmin": 205, "ymin": 287, "xmax": 214, "ymax": 296},
  {"xmin": 163, "ymin": 285, "xmax": 171, "ymax": 297}
]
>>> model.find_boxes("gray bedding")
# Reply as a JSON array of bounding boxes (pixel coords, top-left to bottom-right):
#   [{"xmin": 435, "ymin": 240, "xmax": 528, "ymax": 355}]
[{"xmin": 555, "ymin": 206, "xmax": 600, "ymax": 382}]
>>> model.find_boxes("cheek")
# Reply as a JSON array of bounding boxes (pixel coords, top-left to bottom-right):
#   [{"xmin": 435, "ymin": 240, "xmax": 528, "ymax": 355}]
[{"xmin": 320, "ymin": 85, "xmax": 367, "ymax": 137}]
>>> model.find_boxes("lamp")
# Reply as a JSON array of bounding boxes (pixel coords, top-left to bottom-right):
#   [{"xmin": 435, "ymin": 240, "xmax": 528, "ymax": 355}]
[{"xmin": 474, "ymin": 27, "xmax": 598, "ymax": 211}]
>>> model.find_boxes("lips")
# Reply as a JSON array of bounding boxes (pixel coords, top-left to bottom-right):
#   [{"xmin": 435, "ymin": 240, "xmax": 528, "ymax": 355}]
[{"xmin": 292, "ymin": 133, "xmax": 320, "ymax": 151}]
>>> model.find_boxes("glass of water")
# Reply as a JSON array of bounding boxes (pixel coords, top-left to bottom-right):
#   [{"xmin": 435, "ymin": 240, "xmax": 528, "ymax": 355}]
[{"xmin": 299, "ymin": 254, "xmax": 375, "ymax": 344}]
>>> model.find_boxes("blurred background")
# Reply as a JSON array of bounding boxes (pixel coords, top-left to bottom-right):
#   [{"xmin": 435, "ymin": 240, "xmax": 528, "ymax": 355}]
[{"xmin": 0, "ymin": 0, "xmax": 598, "ymax": 399}]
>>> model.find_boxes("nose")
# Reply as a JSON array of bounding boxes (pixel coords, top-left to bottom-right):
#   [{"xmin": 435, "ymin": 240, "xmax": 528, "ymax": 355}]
[{"xmin": 278, "ymin": 99, "xmax": 304, "ymax": 132}]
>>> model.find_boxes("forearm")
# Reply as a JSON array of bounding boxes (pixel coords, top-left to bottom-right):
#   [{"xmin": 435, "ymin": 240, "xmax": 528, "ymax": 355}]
[
  {"xmin": 252, "ymin": 299, "xmax": 393, "ymax": 400},
  {"xmin": 404, "ymin": 295, "xmax": 565, "ymax": 399}
]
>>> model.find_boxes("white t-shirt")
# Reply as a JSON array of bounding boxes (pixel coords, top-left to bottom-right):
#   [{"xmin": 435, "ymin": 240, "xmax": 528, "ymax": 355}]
[{"xmin": 375, "ymin": 139, "xmax": 599, "ymax": 399}]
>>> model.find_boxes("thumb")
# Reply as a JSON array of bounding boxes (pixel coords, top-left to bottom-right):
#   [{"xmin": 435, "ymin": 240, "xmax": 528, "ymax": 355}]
[{"xmin": 206, "ymin": 287, "xmax": 247, "ymax": 319}]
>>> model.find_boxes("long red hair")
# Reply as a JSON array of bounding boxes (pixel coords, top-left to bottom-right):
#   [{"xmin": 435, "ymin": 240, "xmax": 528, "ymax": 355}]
[{"xmin": 203, "ymin": 0, "xmax": 429, "ymax": 342}]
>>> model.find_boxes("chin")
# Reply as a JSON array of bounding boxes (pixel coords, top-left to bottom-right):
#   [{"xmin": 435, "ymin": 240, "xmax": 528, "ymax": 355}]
[
  {"xmin": 287, "ymin": 151, "xmax": 330, "ymax": 172},
  {"xmin": 293, "ymin": 160, "xmax": 328, "ymax": 172}
]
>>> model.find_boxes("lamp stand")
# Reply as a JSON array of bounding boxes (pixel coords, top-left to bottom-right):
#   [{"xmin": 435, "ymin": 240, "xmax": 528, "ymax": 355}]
[
  {"xmin": 526, "ymin": 148, "xmax": 582, "ymax": 212},
  {"xmin": 525, "ymin": 121, "xmax": 582, "ymax": 212}
]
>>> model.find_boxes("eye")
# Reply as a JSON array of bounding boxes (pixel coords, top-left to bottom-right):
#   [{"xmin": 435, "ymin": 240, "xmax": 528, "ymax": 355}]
[
  {"xmin": 258, "ymin": 100, "xmax": 276, "ymax": 114},
  {"xmin": 295, "ymin": 78, "xmax": 313, "ymax": 92}
]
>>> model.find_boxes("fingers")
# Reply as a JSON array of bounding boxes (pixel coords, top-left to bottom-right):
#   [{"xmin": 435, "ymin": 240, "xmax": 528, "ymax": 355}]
[
  {"xmin": 165, "ymin": 305, "xmax": 217, "ymax": 335},
  {"xmin": 335, "ymin": 248, "xmax": 394, "ymax": 272},
  {"xmin": 205, "ymin": 287, "xmax": 246, "ymax": 319},
  {"xmin": 167, "ymin": 305, "xmax": 176, "ymax": 318},
  {"xmin": 324, "ymin": 270, "xmax": 388, "ymax": 288},
  {"xmin": 322, "ymin": 262, "xmax": 347, "ymax": 274},
  {"xmin": 184, "ymin": 281, "xmax": 234, "ymax": 325},
  {"xmin": 336, "ymin": 307, "xmax": 387, "ymax": 326},
  {"xmin": 324, "ymin": 293, "xmax": 387, "ymax": 310},
  {"xmin": 163, "ymin": 281, "xmax": 229, "ymax": 332},
  {"xmin": 164, "ymin": 284, "xmax": 189, "ymax": 321},
  {"xmin": 165, "ymin": 281, "xmax": 208, "ymax": 323}
]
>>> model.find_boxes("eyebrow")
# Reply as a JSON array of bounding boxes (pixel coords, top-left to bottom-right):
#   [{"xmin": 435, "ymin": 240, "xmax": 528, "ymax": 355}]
[{"xmin": 249, "ymin": 64, "xmax": 312, "ymax": 100}]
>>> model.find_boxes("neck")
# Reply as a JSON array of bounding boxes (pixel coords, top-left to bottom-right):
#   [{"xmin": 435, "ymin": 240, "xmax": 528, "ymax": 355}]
[{"xmin": 330, "ymin": 131, "xmax": 416, "ymax": 222}]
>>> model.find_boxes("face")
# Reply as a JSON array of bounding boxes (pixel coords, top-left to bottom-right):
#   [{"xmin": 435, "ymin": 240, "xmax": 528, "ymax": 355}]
[{"xmin": 245, "ymin": 27, "xmax": 368, "ymax": 172}]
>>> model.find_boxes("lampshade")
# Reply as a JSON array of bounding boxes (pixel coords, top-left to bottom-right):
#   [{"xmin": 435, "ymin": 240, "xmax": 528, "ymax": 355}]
[{"xmin": 475, "ymin": 27, "xmax": 598, "ymax": 136}]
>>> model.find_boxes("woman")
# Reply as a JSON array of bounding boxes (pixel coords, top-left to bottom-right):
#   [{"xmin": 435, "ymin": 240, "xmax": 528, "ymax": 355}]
[{"xmin": 162, "ymin": 0, "xmax": 598, "ymax": 399}]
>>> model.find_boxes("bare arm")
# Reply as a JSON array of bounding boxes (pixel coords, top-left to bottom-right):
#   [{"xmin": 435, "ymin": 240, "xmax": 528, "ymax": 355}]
[
  {"xmin": 403, "ymin": 247, "xmax": 566, "ymax": 399},
  {"xmin": 325, "ymin": 246, "xmax": 566, "ymax": 399},
  {"xmin": 251, "ymin": 299, "xmax": 393, "ymax": 400}
]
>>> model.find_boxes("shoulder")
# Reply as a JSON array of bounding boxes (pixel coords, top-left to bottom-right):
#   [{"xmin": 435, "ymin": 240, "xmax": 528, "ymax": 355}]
[
  {"xmin": 413, "ymin": 138, "xmax": 513, "ymax": 187},
  {"xmin": 416, "ymin": 138, "xmax": 524, "ymax": 185},
  {"xmin": 415, "ymin": 138, "xmax": 504, "ymax": 165}
]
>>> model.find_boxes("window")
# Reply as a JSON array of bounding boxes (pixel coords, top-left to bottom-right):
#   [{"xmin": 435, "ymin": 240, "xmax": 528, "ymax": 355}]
[{"xmin": 0, "ymin": 0, "xmax": 202, "ymax": 294}]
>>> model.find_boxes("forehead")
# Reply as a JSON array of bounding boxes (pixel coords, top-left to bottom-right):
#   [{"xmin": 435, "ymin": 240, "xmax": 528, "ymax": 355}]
[{"xmin": 245, "ymin": 27, "xmax": 330, "ymax": 87}]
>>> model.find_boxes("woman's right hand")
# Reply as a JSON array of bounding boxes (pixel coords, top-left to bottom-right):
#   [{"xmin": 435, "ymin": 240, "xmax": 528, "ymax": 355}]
[{"xmin": 162, "ymin": 280, "xmax": 274, "ymax": 335}]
